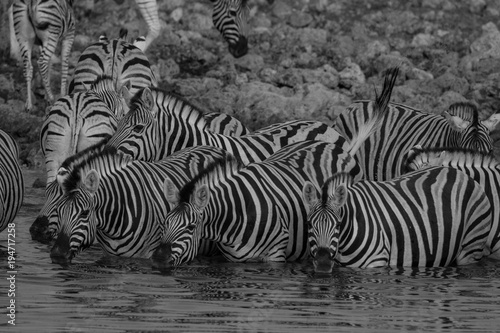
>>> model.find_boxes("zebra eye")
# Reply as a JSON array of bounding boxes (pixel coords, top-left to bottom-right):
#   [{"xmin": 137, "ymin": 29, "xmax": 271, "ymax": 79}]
[
  {"xmin": 133, "ymin": 124, "xmax": 145, "ymax": 133},
  {"xmin": 229, "ymin": 8, "xmax": 237, "ymax": 17},
  {"xmin": 80, "ymin": 210, "xmax": 90, "ymax": 219},
  {"xmin": 186, "ymin": 223, "xmax": 197, "ymax": 232}
]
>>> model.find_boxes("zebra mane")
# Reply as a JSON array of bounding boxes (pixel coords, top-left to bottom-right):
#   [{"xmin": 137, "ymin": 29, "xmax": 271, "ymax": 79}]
[
  {"xmin": 129, "ymin": 87, "xmax": 209, "ymax": 128},
  {"xmin": 61, "ymin": 143, "xmax": 134, "ymax": 194},
  {"xmin": 406, "ymin": 146, "xmax": 499, "ymax": 169},
  {"xmin": 446, "ymin": 102, "xmax": 479, "ymax": 123},
  {"xmin": 178, "ymin": 154, "xmax": 243, "ymax": 203},
  {"xmin": 89, "ymin": 75, "xmax": 115, "ymax": 91},
  {"xmin": 321, "ymin": 173, "xmax": 354, "ymax": 205}
]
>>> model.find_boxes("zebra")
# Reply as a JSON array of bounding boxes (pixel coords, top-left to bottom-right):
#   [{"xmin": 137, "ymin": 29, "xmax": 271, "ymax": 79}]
[
  {"xmin": 105, "ymin": 87, "xmax": 349, "ymax": 163},
  {"xmin": 405, "ymin": 146, "xmax": 500, "ymax": 260},
  {"xmin": 9, "ymin": 0, "xmax": 75, "ymax": 111},
  {"xmin": 49, "ymin": 144, "xmax": 231, "ymax": 265},
  {"xmin": 150, "ymin": 67, "xmax": 397, "ymax": 270},
  {"xmin": 120, "ymin": 0, "xmax": 249, "ymax": 57},
  {"xmin": 303, "ymin": 167, "xmax": 492, "ymax": 273},
  {"xmin": 0, "ymin": 130, "xmax": 24, "ymax": 233},
  {"xmin": 203, "ymin": 111, "xmax": 249, "ymax": 136},
  {"xmin": 335, "ymin": 91, "xmax": 500, "ymax": 181},
  {"xmin": 85, "ymin": 75, "xmax": 131, "ymax": 120},
  {"xmin": 68, "ymin": 32, "xmax": 157, "ymax": 97}
]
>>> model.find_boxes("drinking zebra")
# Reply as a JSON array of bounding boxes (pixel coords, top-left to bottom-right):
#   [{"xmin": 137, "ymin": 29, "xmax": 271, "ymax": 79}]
[
  {"xmin": 68, "ymin": 32, "xmax": 157, "ymax": 97},
  {"xmin": 106, "ymin": 87, "xmax": 349, "ymax": 163},
  {"xmin": 303, "ymin": 167, "xmax": 492, "ymax": 273},
  {"xmin": 9, "ymin": 0, "xmax": 75, "ymax": 111},
  {"xmin": 150, "ymin": 67, "xmax": 397, "ymax": 270},
  {"xmin": 50, "ymin": 144, "xmax": 230, "ymax": 265},
  {"xmin": 405, "ymin": 146, "xmax": 500, "ymax": 260},
  {"xmin": 0, "ymin": 130, "xmax": 24, "ymax": 233},
  {"xmin": 335, "ymin": 95, "xmax": 500, "ymax": 181}
]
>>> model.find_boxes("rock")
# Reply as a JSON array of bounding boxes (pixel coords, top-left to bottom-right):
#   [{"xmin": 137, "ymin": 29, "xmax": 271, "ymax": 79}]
[
  {"xmin": 411, "ymin": 33, "xmax": 435, "ymax": 47},
  {"xmin": 170, "ymin": 8, "xmax": 183, "ymax": 22},
  {"xmin": 232, "ymin": 54, "xmax": 265, "ymax": 72},
  {"xmin": 186, "ymin": 13, "xmax": 212, "ymax": 33},
  {"xmin": 339, "ymin": 59, "xmax": 366, "ymax": 90},
  {"xmin": 470, "ymin": 22, "xmax": 500, "ymax": 60},
  {"xmin": 272, "ymin": 1, "xmax": 293, "ymax": 19},
  {"xmin": 288, "ymin": 11, "xmax": 313, "ymax": 28}
]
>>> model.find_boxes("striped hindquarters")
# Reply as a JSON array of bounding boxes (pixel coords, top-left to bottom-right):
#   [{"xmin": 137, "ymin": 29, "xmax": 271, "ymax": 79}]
[{"xmin": 0, "ymin": 130, "xmax": 24, "ymax": 232}]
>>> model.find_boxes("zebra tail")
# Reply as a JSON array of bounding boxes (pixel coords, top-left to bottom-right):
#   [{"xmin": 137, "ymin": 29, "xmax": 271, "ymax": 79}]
[
  {"xmin": 346, "ymin": 66, "xmax": 399, "ymax": 156},
  {"xmin": 8, "ymin": 4, "xmax": 21, "ymax": 61}
]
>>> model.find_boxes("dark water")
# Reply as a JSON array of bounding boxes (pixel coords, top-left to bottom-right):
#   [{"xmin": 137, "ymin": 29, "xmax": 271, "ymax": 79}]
[{"xmin": 2, "ymin": 168, "xmax": 500, "ymax": 332}]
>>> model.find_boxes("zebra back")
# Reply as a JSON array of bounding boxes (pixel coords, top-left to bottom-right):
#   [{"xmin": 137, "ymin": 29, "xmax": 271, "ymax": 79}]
[
  {"xmin": 69, "ymin": 36, "xmax": 157, "ymax": 96},
  {"xmin": 335, "ymin": 93, "xmax": 499, "ymax": 181},
  {"xmin": 50, "ymin": 144, "xmax": 231, "ymax": 264},
  {"xmin": 87, "ymin": 75, "xmax": 131, "ymax": 120},
  {"xmin": 406, "ymin": 146, "xmax": 500, "ymax": 259},
  {"xmin": 40, "ymin": 92, "xmax": 117, "ymax": 185},
  {"xmin": 0, "ymin": 130, "xmax": 24, "ymax": 233},
  {"xmin": 153, "ymin": 140, "xmax": 363, "ymax": 269},
  {"xmin": 305, "ymin": 166, "xmax": 491, "ymax": 271},
  {"xmin": 203, "ymin": 111, "xmax": 249, "ymax": 136}
]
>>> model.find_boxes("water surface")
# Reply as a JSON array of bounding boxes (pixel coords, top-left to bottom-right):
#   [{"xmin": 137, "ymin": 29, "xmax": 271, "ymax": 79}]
[{"xmin": 2, "ymin": 168, "xmax": 500, "ymax": 332}]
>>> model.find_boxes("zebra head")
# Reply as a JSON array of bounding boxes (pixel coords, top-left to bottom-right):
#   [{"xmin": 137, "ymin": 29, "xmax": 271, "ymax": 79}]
[
  {"xmin": 211, "ymin": 0, "xmax": 249, "ymax": 58},
  {"xmin": 50, "ymin": 170, "xmax": 100, "ymax": 265},
  {"xmin": 152, "ymin": 179, "xmax": 207, "ymax": 272},
  {"xmin": 443, "ymin": 102, "xmax": 500, "ymax": 154},
  {"xmin": 30, "ymin": 180, "xmax": 64, "ymax": 244},
  {"xmin": 107, "ymin": 87, "xmax": 159, "ymax": 161},
  {"xmin": 304, "ymin": 174, "xmax": 352, "ymax": 274}
]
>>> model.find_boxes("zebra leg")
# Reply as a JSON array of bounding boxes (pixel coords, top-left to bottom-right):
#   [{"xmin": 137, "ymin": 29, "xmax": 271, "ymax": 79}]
[
  {"xmin": 37, "ymin": 32, "xmax": 59, "ymax": 105},
  {"xmin": 135, "ymin": 0, "xmax": 161, "ymax": 51},
  {"xmin": 59, "ymin": 29, "xmax": 75, "ymax": 97},
  {"xmin": 12, "ymin": 1, "xmax": 36, "ymax": 111}
]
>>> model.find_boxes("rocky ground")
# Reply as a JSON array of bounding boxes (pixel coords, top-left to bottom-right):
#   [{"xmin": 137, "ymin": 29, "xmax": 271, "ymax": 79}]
[{"xmin": 1, "ymin": 0, "xmax": 500, "ymax": 173}]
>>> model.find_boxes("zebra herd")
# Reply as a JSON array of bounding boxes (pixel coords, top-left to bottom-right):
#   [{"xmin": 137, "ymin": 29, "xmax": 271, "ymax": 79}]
[{"xmin": 3, "ymin": 1, "xmax": 500, "ymax": 275}]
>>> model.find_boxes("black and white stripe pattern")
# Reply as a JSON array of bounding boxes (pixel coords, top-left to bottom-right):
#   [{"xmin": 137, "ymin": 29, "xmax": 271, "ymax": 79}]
[
  {"xmin": 211, "ymin": 0, "xmax": 249, "ymax": 57},
  {"xmin": 9, "ymin": 0, "xmax": 75, "ymax": 110},
  {"xmin": 106, "ymin": 87, "xmax": 349, "ymax": 163},
  {"xmin": 69, "ymin": 33, "xmax": 157, "ymax": 97},
  {"xmin": 335, "ymin": 84, "xmax": 500, "ymax": 181},
  {"xmin": 0, "ymin": 130, "xmax": 24, "ymax": 233},
  {"xmin": 304, "ymin": 167, "xmax": 492, "ymax": 272},
  {"xmin": 49, "ymin": 144, "xmax": 230, "ymax": 265},
  {"xmin": 406, "ymin": 146, "xmax": 500, "ymax": 260}
]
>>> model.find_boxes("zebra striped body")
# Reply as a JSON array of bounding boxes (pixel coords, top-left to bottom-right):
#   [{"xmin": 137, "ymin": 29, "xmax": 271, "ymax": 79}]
[
  {"xmin": 0, "ymin": 130, "xmax": 24, "ymax": 233},
  {"xmin": 152, "ymin": 140, "xmax": 362, "ymax": 270},
  {"xmin": 203, "ymin": 111, "xmax": 249, "ymax": 136},
  {"xmin": 69, "ymin": 35, "xmax": 157, "ymax": 96},
  {"xmin": 335, "ymin": 100, "xmax": 500, "ymax": 181},
  {"xmin": 50, "ymin": 145, "xmax": 231, "ymax": 265},
  {"xmin": 303, "ymin": 167, "xmax": 492, "ymax": 272},
  {"xmin": 106, "ymin": 87, "xmax": 349, "ymax": 163},
  {"xmin": 150, "ymin": 67, "xmax": 398, "ymax": 270},
  {"xmin": 40, "ymin": 89, "xmax": 118, "ymax": 185},
  {"xmin": 406, "ymin": 146, "xmax": 500, "ymax": 259},
  {"xmin": 86, "ymin": 75, "xmax": 131, "ymax": 120},
  {"xmin": 9, "ymin": 0, "xmax": 75, "ymax": 111}
]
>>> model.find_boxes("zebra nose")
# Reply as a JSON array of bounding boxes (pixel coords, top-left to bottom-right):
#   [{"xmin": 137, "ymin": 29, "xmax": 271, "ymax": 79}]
[
  {"xmin": 151, "ymin": 243, "xmax": 173, "ymax": 273},
  {"xmin": 314, "ymin": 247, "xmax": 335, "ymax": 274},
  {"xmin": 30, "ymin": 216, "xmax": 53, "ymax": 244},
  {"xmin": 50, "ymin": 233, "xmax": 73, "ymax": 266},
  {"xmin": 228, "ymin": 36, "xmax": 248, "ymax": 58}
]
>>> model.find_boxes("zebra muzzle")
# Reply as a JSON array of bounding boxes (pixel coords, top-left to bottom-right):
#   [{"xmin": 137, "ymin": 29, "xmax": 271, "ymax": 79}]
[
  {"xmin": 50, "ymin": 234, "xmax": 74, "ymax": 266},
  {"xmin": 313, "ymin": 247, "xmax": 336, "ymax": 274},
  {"xmin": 151, "ymin": 243, "xmax": 174, "ymax": 273},
  {"xmin": 30, "ymin": 216, "xmax": 53, "ymax": 244},
  {"xmin": 228, "ymin": 36, "xmax": 248, "ymax": 58}
]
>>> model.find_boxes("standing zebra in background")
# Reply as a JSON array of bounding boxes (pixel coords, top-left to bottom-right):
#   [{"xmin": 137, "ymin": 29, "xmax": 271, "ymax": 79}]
[
  {"xmin": 335, "ymin": 92, "xmax": 500, "ymax": 181},
  {"xmin": 151, "ymin": 67, "xmax": 397, "ymax": 270},
  {"xmin": 117, "ymin": 0, "xmax": 249, "ymax": 57},
  {"xmin": 106, "ymin": 87, "xmax": 349, "ymax": 164},
  {"xmin": 303, "ymin": 167, "xmax": 492, "ymax": 273},
  {"xmin": 0, "ymin": 130, "xmax": 24, "ymax": 233},
  {"xmin": 405, "ymin": 146, "xmax": 500, "ymax": 260},
  {"xmin": 9, "ymin": 0, "xmax": 75, "ymax": 111},
  {"xmin": 50, "ymin": 144, "xmax": 231, "ymax": 265},
  {"xmin": 68, "ymin": 32, "xmax": 157, "ymax": 97}
]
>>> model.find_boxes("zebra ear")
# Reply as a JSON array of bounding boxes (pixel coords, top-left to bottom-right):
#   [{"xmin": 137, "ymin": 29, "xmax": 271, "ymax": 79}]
[
  {"xmin": 302, "ymin": 182, "xmax": 318, "ymax": 207},
  {"xmin": 443, "ymin": 111, "xmax": 470, "ymax": 131},
  {"xmin": 481, "ymin": 113, "xmax": 500, "ymax": 132},
  {"xmin": 84, "ymin": 170, "xmax": 100, "ymax": 195},
  {"xmin": 164, "ymin": 178, "xmax": 179, "ymax": 205},
  {"xmin": 141, "ymin": 88, "xmax": 156, "ymax": 115},
  {"xmin": 120, "ymin": 81, "xmax": 133, "ymax": 105},
  {"xmin": 193, "ymin": 184, "xmax": 210, "ymax": 209},
  {"xmin": 56, "ymin": 167, "xmax": 70, "ymax": 192},
  {"xmin": 332, "ymin": 185, "xmax": 348, "ymax": 207}
]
